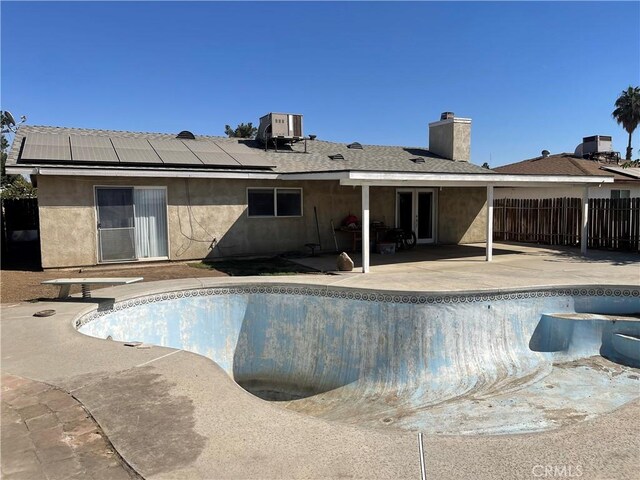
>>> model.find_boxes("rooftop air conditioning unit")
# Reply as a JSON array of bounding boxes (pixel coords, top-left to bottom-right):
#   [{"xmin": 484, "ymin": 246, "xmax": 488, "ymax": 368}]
[
  {"xmin": 575, "ymin": 135, "xmax": 612, "ymax": 157},
  {"xmin": 257, "ymin": 113, "xmax": 304, "ymax": 147}
]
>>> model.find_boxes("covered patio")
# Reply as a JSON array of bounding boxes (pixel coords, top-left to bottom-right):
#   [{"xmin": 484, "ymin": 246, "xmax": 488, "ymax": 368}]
[{"xmin": 325, "ymin": 171, "xmax": 614, "ymax": 273}]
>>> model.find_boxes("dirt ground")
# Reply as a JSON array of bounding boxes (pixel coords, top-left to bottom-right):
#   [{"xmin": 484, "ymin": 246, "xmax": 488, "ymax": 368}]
[
  {"xmin": 0, "ymin": 263, "xmax": 229, "ymax": 304},
  {"xmin": 0, "ymin": 256, "xmax": 322, "ymax": 304}
]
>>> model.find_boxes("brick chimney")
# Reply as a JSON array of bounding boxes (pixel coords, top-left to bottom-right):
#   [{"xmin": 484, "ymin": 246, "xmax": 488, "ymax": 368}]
[{"xmin": 428, "ymin": 112, "xmax": 471, "ymax": 162}]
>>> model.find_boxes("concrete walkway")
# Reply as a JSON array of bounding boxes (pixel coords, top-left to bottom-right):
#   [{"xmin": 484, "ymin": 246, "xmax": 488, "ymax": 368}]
[
  {"xmin": 1, "ymin": 374, "xmax": 138, "ymax": 480},
  {"xmin": 1, "ymin": 244, "xmax": 639, "ymax": 479}
]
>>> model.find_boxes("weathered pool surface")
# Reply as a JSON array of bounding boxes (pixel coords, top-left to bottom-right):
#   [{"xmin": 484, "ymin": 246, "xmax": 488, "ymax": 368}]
[{"xmin": 78, "ymin": 285, "xmax": 640, "ymax": 435}]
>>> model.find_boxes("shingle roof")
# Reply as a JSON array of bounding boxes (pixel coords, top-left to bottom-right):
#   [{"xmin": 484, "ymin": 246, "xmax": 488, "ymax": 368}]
[
  {"xmin": 493, "ymin": 153, "xmax": 635, "ymax": 182},
  {"xmin": 8, "ymin": 125, "xmax": 492, "ymax": 175},
  {"xmin": 600, "ymin": 165, "xmax": 640, "ymax": 179}
]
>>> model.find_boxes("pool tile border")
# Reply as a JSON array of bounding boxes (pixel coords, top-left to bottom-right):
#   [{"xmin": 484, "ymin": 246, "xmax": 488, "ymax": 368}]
[{"xmin": 75, "ymin": 285, "xmax": 640, "ymax": 329}]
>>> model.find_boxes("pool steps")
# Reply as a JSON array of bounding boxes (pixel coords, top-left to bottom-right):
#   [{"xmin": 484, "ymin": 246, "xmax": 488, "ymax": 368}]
[{"xmin": 540, "ymin": 312, "xmax": 640, "ymax": 368}]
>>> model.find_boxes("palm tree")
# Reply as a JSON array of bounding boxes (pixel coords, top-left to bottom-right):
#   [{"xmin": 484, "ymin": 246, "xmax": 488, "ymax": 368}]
[{"xmin": 612, "ymin": 86, "xmax": 640, "ymax": 161}]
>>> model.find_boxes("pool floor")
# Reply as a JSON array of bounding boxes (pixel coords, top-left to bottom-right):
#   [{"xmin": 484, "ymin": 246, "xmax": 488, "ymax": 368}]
[{"xmin": 273, "ymin": 356, "xmax": 639, "ymax": 435}]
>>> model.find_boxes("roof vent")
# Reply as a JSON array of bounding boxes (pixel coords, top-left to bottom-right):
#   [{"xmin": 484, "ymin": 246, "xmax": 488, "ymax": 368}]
[
  {"xmin": 440, "ymin": 112, "xmax": 455, "ymax": 120},
  {"xmin": 347, "ymin": 142, "xmax": 363, "ymax": 150},
  {"xmin": 411, "ymin": 157, "xmax": 426, "ymax": 163},
  {"xmin": 541, "ymin": 150, "xmax": 550, "ymax": 158},
  {"xmin": 329, "ymin": 154, "xmax": 345, "ymax": 161},
  {"xmin": 177, "ymin": 130, "xmax": 196, "ymax": 139}
]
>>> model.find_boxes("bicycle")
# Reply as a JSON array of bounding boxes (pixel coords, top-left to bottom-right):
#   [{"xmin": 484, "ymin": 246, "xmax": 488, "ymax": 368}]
[{"xmin": 386, "ymin": 228, "xmax": 417, "ymax": 250}]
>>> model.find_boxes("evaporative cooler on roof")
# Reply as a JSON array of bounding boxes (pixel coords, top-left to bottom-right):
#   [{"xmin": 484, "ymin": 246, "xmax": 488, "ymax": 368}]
[{"xmin": 257, "ymin": 112, "xmax": 304, "ymax": 150}]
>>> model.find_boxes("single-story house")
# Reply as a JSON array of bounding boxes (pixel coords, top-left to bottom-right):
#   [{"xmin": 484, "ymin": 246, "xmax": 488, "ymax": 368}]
[
  {"xmin": 6, "ymin": 112, "xmax": 612, "ymax": 272},
  {"xmin": 494, "ymin": 136, "xmax": 640, "ymax": 200}
]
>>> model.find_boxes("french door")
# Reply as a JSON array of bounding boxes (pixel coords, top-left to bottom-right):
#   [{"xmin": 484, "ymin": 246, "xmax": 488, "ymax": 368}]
[
  {"xmin": 95, "ymin": 187, "xmax": 168, "ymax": 262},
  {"xmin": 396, "ymin": 188, "xmax": 437, "ymax": 244}
]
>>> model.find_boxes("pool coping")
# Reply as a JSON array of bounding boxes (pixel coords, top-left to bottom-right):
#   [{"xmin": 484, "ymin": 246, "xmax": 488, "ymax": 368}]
[{"xmin": 72, "ymin": 278, "xmax": 640, "ymax": 328}]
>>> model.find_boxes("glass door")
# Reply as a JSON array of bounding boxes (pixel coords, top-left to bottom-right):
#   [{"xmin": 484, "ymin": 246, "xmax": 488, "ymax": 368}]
[
  {"xmin": 96, "ymin": 188, "xmax": 136, "ymax": 262},
  {"xmin": 395, "ymin": 188, "xmax": 436, "ymax": 244},
  {"xmin": 96, "ymin": 187, "xmax": 168, "ymax": 262},
  {"xmin": 134, "ymin": 188, "xmax": 168, "ymax": 259},
  {"xmin": 416, "ymin": 190, "xmax": 434, "ymax": 244},
  {"xmin": 396, "ymin": 191, "xmax": 414, "ymax": 233}
]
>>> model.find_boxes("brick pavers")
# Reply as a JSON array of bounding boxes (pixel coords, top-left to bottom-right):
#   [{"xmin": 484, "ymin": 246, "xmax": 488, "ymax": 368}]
[{"xmin": 1, "ymin": 374, "xmax": 139, "ymax": 480}]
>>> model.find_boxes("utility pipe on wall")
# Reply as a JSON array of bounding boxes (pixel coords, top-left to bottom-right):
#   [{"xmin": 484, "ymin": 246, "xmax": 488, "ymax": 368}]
[{"xmin": 362, "ymin": 185, "xmax": 370, "ymax": 273}]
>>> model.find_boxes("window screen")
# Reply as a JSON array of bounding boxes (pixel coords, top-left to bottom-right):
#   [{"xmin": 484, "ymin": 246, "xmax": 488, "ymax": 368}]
[
  {"xmin": 276, "ymin": 189, "xmax": 302, "ymax": 216},
  {"xmin": 611, "ymin": 189, "xmax": 630, "ymax": 199},
  {"xmin": 248, "ymin": 189, "xmax": 275, "ymax": 216},
  {"xmin": 248, "ymin": 188, "xmax": 302, "ymax": 217}
]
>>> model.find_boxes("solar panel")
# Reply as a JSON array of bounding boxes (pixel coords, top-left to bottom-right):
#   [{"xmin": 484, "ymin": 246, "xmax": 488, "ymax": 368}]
[
  {"xmin": 111, "ymin": 137, "xmax": 162, "ymax": 164},
  {"xmin": 148, "ymin": 139, "xmax": 203, "ymax": 165},
  {"xmin": 215, "ymin": 140, "xmax": 254, "ymax": 153},
  {"xmin": 232, "ymin": 153, "xmax": 276, "ymax": 167},
  {"xmin": 215, "ymin": 141, "xmax": 274, "ymax": 168},
  {"xmin": 70, "ymin": 135, "xmax": 119, "ymax": 162},
  {"xmin": 21, "ymin": 133, "xmax": 71, "ymax": 161},
  {"xmin": 182, "ymin": 140, "xmax": 241, "ymax": 166}
]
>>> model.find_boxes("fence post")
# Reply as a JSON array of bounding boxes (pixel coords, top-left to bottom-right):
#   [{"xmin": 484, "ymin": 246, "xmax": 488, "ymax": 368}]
[{"xmin": 581, "ymin": 187, "xmax": 589, "ymax": 255}]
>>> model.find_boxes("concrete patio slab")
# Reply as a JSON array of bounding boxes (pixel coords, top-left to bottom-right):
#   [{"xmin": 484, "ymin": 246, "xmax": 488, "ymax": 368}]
[{"xmin": 293, "ymin": 243, "xmax": 640, "ymax": 291}]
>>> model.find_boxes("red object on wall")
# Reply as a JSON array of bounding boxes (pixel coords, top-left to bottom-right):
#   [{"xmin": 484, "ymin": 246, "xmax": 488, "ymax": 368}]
[{"xmin": 342, "ymin": 214, "xmax": 359, "ymax": 226}]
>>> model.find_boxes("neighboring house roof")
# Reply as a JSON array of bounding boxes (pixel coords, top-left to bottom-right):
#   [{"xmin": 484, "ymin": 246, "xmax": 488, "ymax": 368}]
[
  {"xmin": 7, "ymin": 125, "xmax": 491, "ymax": 175},
  {"xmin": 599, "ymin": 165, "xmax": 640, "ymax": 180},
  {"xmin": 494, "ymin": 153, "xmax": 637, "ymax": 183}
]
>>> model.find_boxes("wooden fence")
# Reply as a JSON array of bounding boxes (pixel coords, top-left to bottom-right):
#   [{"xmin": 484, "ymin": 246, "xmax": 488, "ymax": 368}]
[
  {"xmin": 1, "ymin": 197, "xmax": 41, "ymax": 266},
  {"xmin": 2, "ymin": 198, "xmax": 39, "ymax": 232},
  {"xmin": 493, "ymin": 197, "xmax": 640, "ymax": 252}
]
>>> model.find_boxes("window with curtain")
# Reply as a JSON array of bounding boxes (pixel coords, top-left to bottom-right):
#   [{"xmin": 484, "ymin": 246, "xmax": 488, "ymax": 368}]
[{"xmin": 134, "ymin": 188, "xmax": 168, "ymax": 258}]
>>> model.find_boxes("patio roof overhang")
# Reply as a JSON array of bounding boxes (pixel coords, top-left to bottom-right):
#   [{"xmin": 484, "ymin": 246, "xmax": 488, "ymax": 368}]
[
  {"xmin": 7, "ymin": 165, "xmax": 615, "ymax": 187},
  {"xmin": 305, "ymin": 171, "xmax": 613, "ymax": 188}
]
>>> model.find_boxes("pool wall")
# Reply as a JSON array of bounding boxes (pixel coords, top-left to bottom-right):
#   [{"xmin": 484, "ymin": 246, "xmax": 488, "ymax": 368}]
[{"xmin": 78, "ymin": 285, "xmax": 640, "ymax": 408}]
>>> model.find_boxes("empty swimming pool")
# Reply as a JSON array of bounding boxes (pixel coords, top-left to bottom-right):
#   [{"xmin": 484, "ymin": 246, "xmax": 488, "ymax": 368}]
[{"xmin": 77, "ymin": 284, "xmax": 640, "ymax": 435}]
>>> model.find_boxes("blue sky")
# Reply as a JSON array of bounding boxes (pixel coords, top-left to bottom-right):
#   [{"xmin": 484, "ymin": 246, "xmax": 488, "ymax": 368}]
[{"xmin": 2, "ymin": 1, "xmax": 639, "ymax": 167}]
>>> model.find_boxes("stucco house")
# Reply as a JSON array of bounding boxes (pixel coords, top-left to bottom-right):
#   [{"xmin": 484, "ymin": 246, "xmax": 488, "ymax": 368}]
[{"xmin": 6, "ymin": 112, "xmax": 611, "ymax": 271}]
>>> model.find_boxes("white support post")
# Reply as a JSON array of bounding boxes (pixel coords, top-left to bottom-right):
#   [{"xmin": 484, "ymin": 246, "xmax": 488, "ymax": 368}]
[
  {"xmin": 581, "ymin": 186, "xmax": 589, "ymax": 255},
  {"xmin": 486, "ymin": 184, "xmax": 494, "ymax": 262},
  {"xmin": 362, "ymin": 184, "xmax": 370, "ymax": 273}
]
